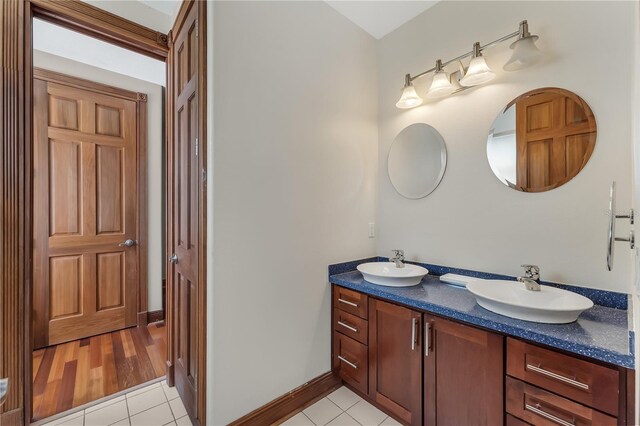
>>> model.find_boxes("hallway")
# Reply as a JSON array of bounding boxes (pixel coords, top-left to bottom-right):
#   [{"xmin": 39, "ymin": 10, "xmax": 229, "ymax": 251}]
[{"xmin": 32, "ymin": 323, "xmax": 166, "ymax": 421}]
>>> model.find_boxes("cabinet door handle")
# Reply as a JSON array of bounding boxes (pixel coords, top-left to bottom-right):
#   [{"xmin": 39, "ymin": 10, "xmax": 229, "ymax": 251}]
[
  {"xmin": 337, "ymin": 320, "xmax": 358, "ymax": 333},
  {"xmin": 526, "ymin": 364, "xmax": 589, "ymax": 390},
  {"xmin": 411, "ymin": 318, "xmax": 418, "ymax": 350},
  {"xmin": 425, "ymin": 321, "xmax": 431, "ymax": 357},
  {"xmin": 338, "ymin": 355, "xmax": 358, "ymax": 369},
  {"xmin": 338, "ymin": 298, "xmax": 358, "ymax": 308},
  {"xmin": 525, "ymin": 403, "xmax": 575, "ymax": 426}
]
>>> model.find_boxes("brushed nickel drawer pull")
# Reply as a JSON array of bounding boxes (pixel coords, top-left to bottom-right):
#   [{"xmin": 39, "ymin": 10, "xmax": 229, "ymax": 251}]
[
  {"xmin": 526, "ymin": 364, "xmax": 589, "ymax": 390},
  {"xmin": 337, "ymin": 320, "xmax": 358, "ymax": 333},
  {"xmin": 338, "ymin": 298, "xmax": 358, "ymax": 308},
  {"xmin": 525, "ymin": 403, "xmax": 575, "ymax": 426},
  {"xmin": 425, "ymin": 321, "xmax": 430, "ymax": 357},
  {"xmin": 338, "ymin": 355, "xmax": 358, "ymax": 369},
  {"xmin": 411, "ymin": 318, "xmax": 418, "ymax": 351}
]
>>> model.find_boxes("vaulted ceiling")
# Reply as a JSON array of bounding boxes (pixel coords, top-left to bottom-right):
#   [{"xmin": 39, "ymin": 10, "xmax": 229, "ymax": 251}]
[{"xmin": 324, "ymin": 1, "xmax": 439, "ymax": 39}]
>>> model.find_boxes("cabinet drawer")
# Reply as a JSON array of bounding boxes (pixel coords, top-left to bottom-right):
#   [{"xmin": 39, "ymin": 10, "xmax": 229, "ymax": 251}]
[
  {"xmin": 333, "ymin": 309, "xmax": 368, "ymax": 345},
  {"xmin": 507, "ymin": 338, "xmax": 619, "ymax": 416},
  {"xmin": 333, "ymin": 332, "xmax": 368, "ymax": 395},
  {"xmin": 506, "ymin": 377, "xmax": 616, "ymax": 426},
  {"xmin": 333, "ymin": 286, "xmax": 368, "ymax": 319}
]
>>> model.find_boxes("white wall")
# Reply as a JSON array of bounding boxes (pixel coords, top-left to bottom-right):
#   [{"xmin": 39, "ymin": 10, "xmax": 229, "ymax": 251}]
[
  {"xmin": 631, "ymin": 0, "xmax": 640, "ymax": 420},
  {"xmin": 33, "ymin": 19, "xmax": 166, "ymax": 87},
  {"xmin": 34, "ymin": 50, "xmax": 165, "ymax": 312},
  {"xmin": 80, "ymin": 0, "xmax": 176, "ymax": 33},
  {"xmin": 209, "ymin": 1, "xmax": 378, "ymax": 423},
  {"xmin": 377, "ymin": 1, "xmax": 635, "ymax": 293}
]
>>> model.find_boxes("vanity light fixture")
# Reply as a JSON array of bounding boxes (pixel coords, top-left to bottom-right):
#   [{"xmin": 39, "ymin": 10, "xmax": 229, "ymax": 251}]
[
  {"xmin": 396, "ymin": 20, "xmax": 541, "ymax": 109},
  {"xmin": 504, "ymin": 20, "xmax": 542, "ymax": 71},
  {"xmin": 396, "ymin": 73, "xmax": 424, "ymax": 109},
  {"xmin": 426, "ymin": 59, "xmax": 455, "ymax": 98},
  {"xmin": 459, "ymin": 42, "xmax": 495, "ymax": 87}
]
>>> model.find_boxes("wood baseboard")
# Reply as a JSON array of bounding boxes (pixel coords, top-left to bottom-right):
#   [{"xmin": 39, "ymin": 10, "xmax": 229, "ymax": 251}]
[
  {"xmin": 0, "ymin": 407, "xmax": 23, "ymax": 425},
  {"xmin": 137, "ymin": 311, "xmax": 148, "ymax": 326},
  {"xmin": 229, "ymin": 371, "xmax": 341, "ymax": 426},
  {"xmin": 147, "ymin": 310, "xmax": 165, "ymax": 324}
]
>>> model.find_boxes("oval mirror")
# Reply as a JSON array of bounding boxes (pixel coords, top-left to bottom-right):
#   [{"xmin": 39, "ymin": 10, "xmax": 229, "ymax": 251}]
[
  {"xmin": 487, "ymin": 87, "xmax": 596, "ymax": 192},
  {"xmin": 388, "ymin": 123, "xmax": 447, "ymax": 199}
]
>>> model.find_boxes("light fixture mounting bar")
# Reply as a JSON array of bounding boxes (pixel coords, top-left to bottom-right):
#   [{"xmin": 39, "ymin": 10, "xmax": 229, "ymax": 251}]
[{"xmin": 407, "ymin": 25, "xmax": 522, "ymax": 83}]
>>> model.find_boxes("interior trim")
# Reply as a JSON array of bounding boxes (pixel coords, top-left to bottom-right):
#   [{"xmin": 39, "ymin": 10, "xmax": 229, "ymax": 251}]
[
  {"xmin": 147, "ymin": 309, "xmax": 165, "ymax": 324},
  {"xmin": 29, "ymin": 0, "xmax": 168, "ymax": 60},
  {"xmin": 229, "ymin": 372, "xmax": 342, "ymax": 426}
]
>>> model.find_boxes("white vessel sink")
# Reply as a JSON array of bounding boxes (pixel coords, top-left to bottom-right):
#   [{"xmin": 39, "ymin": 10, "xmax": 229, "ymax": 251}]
[
  {"xmin": 466, "ymin": 280, "xmax": 593, "ymax": 324},
  {"xmin": 357, "ymin": 262, "xmax": 429, "ymax": 287}
]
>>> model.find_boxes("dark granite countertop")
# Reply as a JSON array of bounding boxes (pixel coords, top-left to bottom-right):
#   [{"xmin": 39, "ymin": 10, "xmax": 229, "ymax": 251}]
[{"xmin": 330, "ymin": 269, "xmax": 634, "ymax": 369}]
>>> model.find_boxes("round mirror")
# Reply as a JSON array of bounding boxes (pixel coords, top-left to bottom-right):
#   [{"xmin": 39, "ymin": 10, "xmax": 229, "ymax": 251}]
[
  {"xmin": 388, "ymin": 123, "xmax": 447, "ymax": 199},
  {"xmin": 487, "ymin": 87, "xmax": 596, "ymax": 192}
]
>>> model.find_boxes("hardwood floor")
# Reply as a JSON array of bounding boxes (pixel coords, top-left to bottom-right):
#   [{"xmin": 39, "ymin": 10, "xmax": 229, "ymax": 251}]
[{"xmin": 32, "ymin": 323, "xmax": 167, "ymax": 421}]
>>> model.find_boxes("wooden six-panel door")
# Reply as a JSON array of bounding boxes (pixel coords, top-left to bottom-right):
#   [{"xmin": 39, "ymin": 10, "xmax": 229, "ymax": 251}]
[
  {"xmin": 168, "ymin": 2, "xmax": 202, "ymax": 423},
  {"xmin": 515, "ymin": 89, "xmax": 596, "ymax": 192},
  {"xmin": 33, "ymin": 73, "xmax": 139, "ymax": 349}
]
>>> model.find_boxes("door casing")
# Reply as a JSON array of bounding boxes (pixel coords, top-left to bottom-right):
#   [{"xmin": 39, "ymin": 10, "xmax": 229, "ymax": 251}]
[{"xmin": 0, "ymin": 0, "xmax": 208, "ymax": 424}]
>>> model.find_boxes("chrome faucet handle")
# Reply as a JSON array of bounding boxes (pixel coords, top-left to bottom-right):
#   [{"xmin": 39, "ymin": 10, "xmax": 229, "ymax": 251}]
[
  {"xmin": 391, "ymin": 249, "xmax": 404, "ymax": 259},
  {"xmin": 521, "ymin": 264, "xmax": 540, "ymax": 280}
]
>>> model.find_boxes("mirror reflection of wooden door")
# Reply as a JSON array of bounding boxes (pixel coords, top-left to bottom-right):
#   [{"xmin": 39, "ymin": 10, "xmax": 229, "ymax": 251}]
[
  {"xmin": 516, "ymin": 90, "xmax": 596, "ymax": 192},
  {"xmin": 168, "ymin": 2, "xmax": 202, "ymax": 423},
  {"xmin": 33, "ymin": 71, "xmax": 140, "ymax": 349}
]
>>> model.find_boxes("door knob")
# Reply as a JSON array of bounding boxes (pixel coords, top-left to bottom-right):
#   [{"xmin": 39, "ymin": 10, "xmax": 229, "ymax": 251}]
[
  {"xmin": 119, "ymin": 239, "xmax": 136, "ymax": 247},
  {"xmin": 170, "ymin": 253, "xmax": 178, "ymax": 264}
]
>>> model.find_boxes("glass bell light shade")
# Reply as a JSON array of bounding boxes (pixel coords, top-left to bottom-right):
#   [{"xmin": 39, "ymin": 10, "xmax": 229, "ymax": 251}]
[
  {"xmin": 396, "ymin": 79, "xmax": 423, "ymax": 109},
  {"xmin": 504, "ymin": 35, "xmax": 542, "ymax": 71},
  {"xmin": 459, "ymin": 55, "xmax": 495, "ymax": 87},
  {"xmin": 427, "ymin": 61, "xmax": 455, "ymax": 98}
]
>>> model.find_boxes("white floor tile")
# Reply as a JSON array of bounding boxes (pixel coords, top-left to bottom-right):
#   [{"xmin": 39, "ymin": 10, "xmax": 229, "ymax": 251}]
[
  {"xmin": 326, "ymin": 412, "xmax": 360, "ymax": 426},
  {"xmin": 84, "ymin": 400, "xmax": 129, "ymax": 426},
  {"xmin": 303, "ymin": 398, "xmax": 343, "ymax": 426},
  {"xmin": 41, "ymin": 410, "xmax": 84, "ymax": 426},
  {"xmin": 326, "ymin": 387, "xmax": 361, "ymax": 411},
  {"xmin": 129, "ymin": 403, "xmax": 174, "ymax": 426},
  {"xmin": 86, "ymin": 395, "xmax": 126, "ymax": 414},
  {"xmin": 346, "ymin": 400, "xmax": 387, "ymax": 426},
  {"xmin": 169, "ymin": 397, "xmax": 187, "ymax": 419},
  {"xmin": 126, "ymin": 382, "xmax": 161, "ymax": 399},
  {"xmin": 110, "ymin": 419, "xmax": 131, "ymax": 426},
  {"xmin": 380, "ymin": 416, "xmax": 402, "ymax": 426},
  {"xmin": 280, "ymin": 412, "xmax": 315, "ymax": 426},
  {"xmin": 174, "ymin": 415, "xmax": 193, "ymax": 426},
  {"xmin": 126, "ymin": 386, "xmax": 168, "ymax": 415},
  {"xmin": 163, "ymin": 422, "xmax": 177, "ymax": 426},
  {"xmin": 161, "ymin": 383, "xmax": 180, "ymax": 401}
]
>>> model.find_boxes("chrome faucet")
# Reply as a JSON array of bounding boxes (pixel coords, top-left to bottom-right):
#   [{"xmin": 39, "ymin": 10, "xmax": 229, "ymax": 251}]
[
  {"xmin": 390, "ymin": 250, "xmax": 405, "ymax": 268},
  {"xmin": 517, "ymin": 264, "xmax": 541, "ymax": 291}
]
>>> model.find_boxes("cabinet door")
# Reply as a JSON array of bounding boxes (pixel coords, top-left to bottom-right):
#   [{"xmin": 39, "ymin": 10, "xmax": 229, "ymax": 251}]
[
  {"xmin": 369, "ymin": 299, "xmax": 422, "ymax": 426},
  {"xmin": 425, "ymin": 316, "xmax": 504, "ymax": 426}
]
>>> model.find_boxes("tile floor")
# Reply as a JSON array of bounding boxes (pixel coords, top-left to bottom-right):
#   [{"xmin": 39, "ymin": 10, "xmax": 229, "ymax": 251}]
[
  {"xmin": 40, "ymin": 380, "xmax": 192, "ymax": 426},
  {"xmin": 280, "ymin": 387, "xmax": 401, "ymax": 426}
]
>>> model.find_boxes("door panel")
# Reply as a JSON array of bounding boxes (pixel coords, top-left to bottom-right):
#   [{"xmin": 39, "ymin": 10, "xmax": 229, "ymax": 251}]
[
  {"xmin": 425, "ymin": 316, "xmax": 504, "ymax": 426},
  {"xmin": 516, "ymin": 90, "xmax": 596, "ymax": 192},
  {"xmin": 169, "ymin": 2, "xmax": 201, "ymax": 423},
  {"xmin": 369, "ymin": 299, "xmax": 422, "ymax": 426},
  {"xmin": 33, "ymin": 76, "xmax": 139, "ymax": 349}
]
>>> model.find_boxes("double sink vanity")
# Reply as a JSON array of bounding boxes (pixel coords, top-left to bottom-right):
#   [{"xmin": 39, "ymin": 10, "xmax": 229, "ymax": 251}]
[{"xmin": 328, "ymin": 257, "xmax": 634, "ymax": 426}]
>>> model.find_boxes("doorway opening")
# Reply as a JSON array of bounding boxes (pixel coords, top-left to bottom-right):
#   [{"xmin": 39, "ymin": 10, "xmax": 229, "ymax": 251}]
[{"xmin": 30, "ymin": 17, "xmax": 169, "ymax": 422}]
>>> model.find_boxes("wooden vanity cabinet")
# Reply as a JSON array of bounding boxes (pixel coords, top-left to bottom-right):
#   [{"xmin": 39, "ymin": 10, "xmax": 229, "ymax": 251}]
[
  {"xmin": 331, "ymin": 286, "xmax": 633, "ymax": 426},
  {"xmin": 424, "ymin": 315, "xmax": 504, "ymax": 426},
  {"xmin": 369, "ymin": 299, "xmax": 423, "ymax": 426}
]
